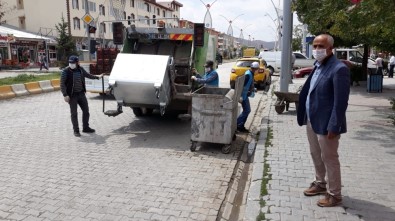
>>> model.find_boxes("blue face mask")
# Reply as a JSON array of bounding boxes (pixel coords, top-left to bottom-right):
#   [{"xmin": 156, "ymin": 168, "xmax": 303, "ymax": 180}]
[{"xmin": 205, "ymin": 67, "xmax": 211, "ymax": 73}]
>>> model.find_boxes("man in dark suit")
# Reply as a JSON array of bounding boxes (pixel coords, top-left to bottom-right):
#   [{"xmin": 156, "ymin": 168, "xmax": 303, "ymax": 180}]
[{"xmin": 297, "ymin": 34, "xmax": 350, "ymax": 207}]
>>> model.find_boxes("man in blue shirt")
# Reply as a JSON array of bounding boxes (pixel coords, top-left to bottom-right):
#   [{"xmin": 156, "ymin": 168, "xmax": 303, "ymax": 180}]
[
  {"xmin": 237, "ymin": 61, "xmax": 258, "ymax": 133},
  {"xmin": 297, "ymin": 34, "xmax": 350, "ymax": 207},
  {"xmin": 191, "ymin": 60, "xmax": 219, "ymax": 87}
]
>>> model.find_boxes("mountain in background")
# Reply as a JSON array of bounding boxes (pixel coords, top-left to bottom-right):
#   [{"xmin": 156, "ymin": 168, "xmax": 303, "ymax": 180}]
[{"xmin": 235, "ymin": 37, "xmax": 276, "ymax": 51}]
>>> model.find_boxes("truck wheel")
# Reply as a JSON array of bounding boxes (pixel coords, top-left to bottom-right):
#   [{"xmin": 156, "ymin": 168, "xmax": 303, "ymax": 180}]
[
  {"xmin": 132, "ymin": 107, "xmax": 153, "ymax": 117},
  {"xmin": 132, "ymin": 107, "xmax": 143, "ymax": 117}
]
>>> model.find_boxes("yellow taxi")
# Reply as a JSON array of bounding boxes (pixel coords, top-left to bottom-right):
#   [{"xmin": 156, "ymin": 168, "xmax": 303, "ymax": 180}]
[{"xmin": 230, "ymin": 57, "xmax": 271, "ymax": 89}]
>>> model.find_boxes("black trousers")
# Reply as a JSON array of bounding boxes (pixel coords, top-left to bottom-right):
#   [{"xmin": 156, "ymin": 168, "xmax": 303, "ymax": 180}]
[
  {"xmin": 389, "ymin": 65, "xmax": 394, "ymax": 78},
  {"xmin": 68, "ymin": 92, "xmax": 90, "ymax": 132}
]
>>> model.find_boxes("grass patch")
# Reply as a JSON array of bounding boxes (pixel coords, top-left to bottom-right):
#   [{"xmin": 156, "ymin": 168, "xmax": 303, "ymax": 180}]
[
  {"xmin": 257, "ymin": 126, "xmax": 273, "ymax": 221},
  {"xmin": 389, "ymin": 98, "xmax": 395, "ymax": 126},
  {"xmin": 0, "ymin": 73, "xmax": 60, "ymax": 86},
  {"xmin": 256, "ymin": 211, "xmax": 266, "ymax": 221}
]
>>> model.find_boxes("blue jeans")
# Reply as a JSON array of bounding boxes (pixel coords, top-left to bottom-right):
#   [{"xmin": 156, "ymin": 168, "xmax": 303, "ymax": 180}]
[{"xmin": 237, "ymin": 98, "xmax": 251, "ymax": 128}]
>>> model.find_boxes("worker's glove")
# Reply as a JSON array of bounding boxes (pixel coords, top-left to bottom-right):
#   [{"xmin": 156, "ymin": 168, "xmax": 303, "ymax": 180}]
[
  {"xmin": 64, "ymin": 96, "xmax": 70, "ymax": 103},
  {"xmin": 191, "ymin": 76, "xmax": 197, "ymax": 81}
]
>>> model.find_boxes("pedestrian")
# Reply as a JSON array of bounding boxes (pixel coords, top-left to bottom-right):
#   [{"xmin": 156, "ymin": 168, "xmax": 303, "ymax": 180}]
[
  {"xmin": 297, "ymin": 34, "xmax": 350, "ymax": 207},
  {"xmin": 236, "ymin": 61, "xmax": 258, "ymax": 133},
  {"xmin": 60, "ymin": 55, "xmax": 103, "ymax": 137},
  {"xmin": 389, "ymin": 53, "xmax": 394, "ymax": 78},
  {"xmin": 375, "ymin": 53, "xmax": 384, "ymax": 76},
  {"xmin": 191, "ymin": 60, "xmax": 219, "ymax": 87},
  {"xmin": 39, "ymin": 53, "xmax": 49, "ymax": 71}
]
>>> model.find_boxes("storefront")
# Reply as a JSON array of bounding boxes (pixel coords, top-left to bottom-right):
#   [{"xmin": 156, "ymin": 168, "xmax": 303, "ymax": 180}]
[{"xmin": 0, "ymin": 24, "xmax": 56, "ymax": 67}]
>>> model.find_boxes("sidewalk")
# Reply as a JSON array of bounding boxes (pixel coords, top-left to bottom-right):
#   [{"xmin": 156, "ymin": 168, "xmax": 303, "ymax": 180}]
[{"xmin": 245, "ymin": 77, "xmax": 395, "ymax": 221}]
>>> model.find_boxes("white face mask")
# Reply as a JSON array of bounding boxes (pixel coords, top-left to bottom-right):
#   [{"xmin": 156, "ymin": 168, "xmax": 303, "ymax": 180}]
[
  {"xmin": 312, "ymin": 49, "xmax": 327, "ymax": 62},
  {"xmin": 205, "ymin": 67, "xmax": 211, "ymax": 73},
  {"xmin": 69, "ymin": 63, "xmax": 77, "ymax": 69}
]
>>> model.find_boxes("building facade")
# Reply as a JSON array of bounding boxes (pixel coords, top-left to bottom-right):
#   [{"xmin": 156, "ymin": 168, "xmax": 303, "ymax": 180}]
[{"xmin": 2, "ymin": 0, "xmax": 182, "ymax": 52}]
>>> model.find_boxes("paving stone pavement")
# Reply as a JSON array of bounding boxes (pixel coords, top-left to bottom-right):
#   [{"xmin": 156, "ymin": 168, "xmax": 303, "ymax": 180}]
[
  {"xmin": 245, "ymin": 77, "xmax": 395, "ymax": 221},
  {"xmin": 0, "ymin": 62, "xmax": 262, "ymax": 221}
]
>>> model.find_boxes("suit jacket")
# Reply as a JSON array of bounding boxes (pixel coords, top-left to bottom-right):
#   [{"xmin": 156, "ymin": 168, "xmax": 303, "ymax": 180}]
[{"xmin": 297, "ymin": 54, "xmax": 350, "ymax": 135}]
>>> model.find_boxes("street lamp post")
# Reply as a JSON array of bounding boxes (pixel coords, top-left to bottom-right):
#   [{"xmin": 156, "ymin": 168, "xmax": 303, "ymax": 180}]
[
  {"xmin": 220, "ymin": 14, "xmax": 244, "ymax": 37},
  {"xmin": 265, "ymin": 13, "xmax": 279, "ymax": 50},
  {"xmin": 199, "ymin": 0, "xmax": 218, "ymax": 28},
  {"xmin": 270, "ymin": 0, "xmax": 282, "ymax": 51}
]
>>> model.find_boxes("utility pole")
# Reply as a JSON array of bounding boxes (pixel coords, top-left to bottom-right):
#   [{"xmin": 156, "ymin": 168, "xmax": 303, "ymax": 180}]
[
  {"xmin": 85, "ymin": 0, "xmax": 91, "ymax": 61},
  {"xmin": 279, "ymin": 0, "xmax": 292, "ymax": 92}
]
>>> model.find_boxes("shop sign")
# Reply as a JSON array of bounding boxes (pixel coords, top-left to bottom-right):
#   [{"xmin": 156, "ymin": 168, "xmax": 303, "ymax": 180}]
[{"xmin": 0, "ymin": 34, "xmax": 16, "ymax": 43}]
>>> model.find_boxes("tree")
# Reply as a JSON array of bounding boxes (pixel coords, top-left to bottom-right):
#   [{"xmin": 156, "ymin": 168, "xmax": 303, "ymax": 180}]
[
  {"xmin": 293, "ymin": 0, "xmax": 395, "ymax": 76},
  {"xmin": 55, "ymin": 15, "xmax": 78, "ymax": 68},
  {"xmin": 292, "ymin": 25, "xmax": 303, "ymax": 52}
]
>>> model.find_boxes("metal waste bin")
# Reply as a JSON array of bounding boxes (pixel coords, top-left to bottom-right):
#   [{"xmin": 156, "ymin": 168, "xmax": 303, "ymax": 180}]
[
  {"xmin": 367, "ymin": 74, "xmax": 383, "ymax": 93},
  {"xmin": 190, "ymin": 75, "xmax": 244, "ymax": 153}
]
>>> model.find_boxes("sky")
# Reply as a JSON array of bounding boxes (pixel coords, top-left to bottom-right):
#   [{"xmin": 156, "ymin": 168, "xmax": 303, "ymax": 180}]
[{"xmin": 179, "ymin": 0, "xmax": 300, "ymax": 42}]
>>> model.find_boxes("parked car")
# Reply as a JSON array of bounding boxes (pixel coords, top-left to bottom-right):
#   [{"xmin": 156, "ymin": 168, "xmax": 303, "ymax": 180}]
[
  {"xmin": 230, "ymin": 57, "xmax": 271, "ymax": 89},
  {"xmin": 258, "ymin": 51, "xmax": 315, "ymax": 74},
  {"xmin": 292, "ymin": 59, "xmax": 353, "ymax": 78}
]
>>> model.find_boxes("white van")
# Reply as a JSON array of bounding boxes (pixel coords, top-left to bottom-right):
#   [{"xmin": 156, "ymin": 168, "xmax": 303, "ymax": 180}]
[
  {"xmin": 258, "ymin": 51, "xmax": 315, "ymax": 73},
  {"xmin": 258, "ymin": 51, "xmax": 281, "ymax": 73},
  {"xmin": 333, "ymin": 48, "xmax": 376, "ymax": 69}
]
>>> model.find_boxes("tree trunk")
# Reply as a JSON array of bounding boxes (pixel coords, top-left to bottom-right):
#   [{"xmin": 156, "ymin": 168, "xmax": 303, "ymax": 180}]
[{"xmin": 363, "ymin": 44, "xmax": 369, "ymax": 79}]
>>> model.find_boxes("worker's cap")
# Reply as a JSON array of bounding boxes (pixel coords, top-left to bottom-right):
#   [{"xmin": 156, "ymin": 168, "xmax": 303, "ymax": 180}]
[
  {"xmin": 68, "ymin": 55, "xmax": 79, "ymax": 63},
  {"xmin": 251, "ymin": 62, "xmax": 259, "ymax": 68},
  {"xmin": 204, "ymin": 60, "xmax": 214, "ymax": 67}
]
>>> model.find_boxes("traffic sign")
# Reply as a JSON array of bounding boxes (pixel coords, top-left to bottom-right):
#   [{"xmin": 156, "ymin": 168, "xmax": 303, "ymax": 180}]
[{"xmin": 82, "ymin": 13, "xmax": 94, "ymax": 25}]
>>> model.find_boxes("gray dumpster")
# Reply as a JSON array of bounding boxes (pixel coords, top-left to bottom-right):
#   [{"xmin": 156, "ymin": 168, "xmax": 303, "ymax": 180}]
[{"xmin": 190, "ymin": 75, "xmax": 244, "ymax": 153}]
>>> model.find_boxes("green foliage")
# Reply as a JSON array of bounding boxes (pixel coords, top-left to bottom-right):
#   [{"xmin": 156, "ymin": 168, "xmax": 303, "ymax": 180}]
[
  {"xmin": 388, "ymin": 98, "xmax": 395, "ymax": 125},
  {"xmin": 390, "ymin": 97, "xmax": 395, "ymax": 110},
  {"xmin": 55, "ymin": 15, "xmax": 78, "ymax": 68},
  {"xmin": 0, "ymin": 73, "xmax": 60, "ymax": 86},
  {"xmin": 292, "ymin": 25, "xmax": 303, "ymax": 51},
  {"xmin": 293, "ymin": 0, "xmax": 395, "ymax": 50}
]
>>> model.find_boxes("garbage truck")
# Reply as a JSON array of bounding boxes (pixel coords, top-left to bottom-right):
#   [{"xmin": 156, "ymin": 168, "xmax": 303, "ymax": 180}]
[{"xmin": 98, "ymin": 23, "xmax": 217, "ymax": 117}]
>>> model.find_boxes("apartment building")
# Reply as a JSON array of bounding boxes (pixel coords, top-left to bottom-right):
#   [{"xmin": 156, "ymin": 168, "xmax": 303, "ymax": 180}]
[{"xmin": 2, "ymin": 0, "xmax": 182, "ymax": 57}]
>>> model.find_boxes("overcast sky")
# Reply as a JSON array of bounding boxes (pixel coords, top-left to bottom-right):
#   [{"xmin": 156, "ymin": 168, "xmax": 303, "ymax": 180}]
[{"xmin": 179, "ymin": 0, "xmax": 300, "ymax": 42}]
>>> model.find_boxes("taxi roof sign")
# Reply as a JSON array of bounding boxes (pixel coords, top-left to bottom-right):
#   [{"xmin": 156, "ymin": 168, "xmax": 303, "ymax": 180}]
[{"xmin": 82, "ymin": 13, "xmax": 94, "ymax": 25}]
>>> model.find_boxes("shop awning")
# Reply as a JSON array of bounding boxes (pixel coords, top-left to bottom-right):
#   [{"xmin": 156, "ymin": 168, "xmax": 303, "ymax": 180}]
[{"xmin": 0, "ymin": 24, "xmax": 54, "ymax": 43}]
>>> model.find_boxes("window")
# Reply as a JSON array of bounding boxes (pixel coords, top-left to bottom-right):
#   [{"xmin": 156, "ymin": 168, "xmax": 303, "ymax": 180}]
[
  {"xmin": 100, "ymin": 22, "xmax": 106, "ymax": 33},
  {"xmin": 157, "ymin": 8, "xmax": 160, "ymax": 15},
  {"xmin": 99, "ymin": 4, "xmax": 105, "ymax": 15},
  {"xmin": 145, "ymin": 16, "xmax": 150, "ymax": 25},
  {"xmin": 72, "ymin": 0, "xmax": 79, "ymax": 9},
  {"xmin": 123, "ymin": 11, "xmax": 126, "ymax": 19},
  {"xmin": 152, "ymin": 15, "xmax": 156, "ymax": 24},
  {"xmin": 130, "ymin": 0, "xmax": 134, "ymax": 7},
  {"xmin": 73, "ymin": 17, "xmax": 81, "ymax": 30},
  {"xmin": 163, "ymin": 10, "xmax": 166, "ymax": 17},
  {"xmin": 82, "ymin": 1, "xmax": 96, "ymax": 12},
  {"xmin": 145, "ymin": 3, "xmax": 149, "ymax": 12},
  {"xmin": 131, "ymin": 13, "xmax": 135, "ymax": 23}
]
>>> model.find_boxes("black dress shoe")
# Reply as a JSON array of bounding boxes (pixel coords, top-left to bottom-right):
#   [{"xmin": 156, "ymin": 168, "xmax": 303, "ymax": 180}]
[
  {"xmin": 82, "ymin": 127, "xmax": 95, "ymax": 133},
  {"xmin": 237, "ymin": 127, "xmax": 249, "ymax": 133},
  {"xmin": 74, "ymin": 131, "xmax": 81, "ymax": 137}
]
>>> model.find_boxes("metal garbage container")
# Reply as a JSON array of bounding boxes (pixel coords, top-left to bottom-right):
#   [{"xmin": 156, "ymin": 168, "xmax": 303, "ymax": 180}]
[
  {"xmin": 367, "ymin": 73, "xmax": 383, "ymax": 93},
  {"xmin": 190, "ymin": 75, "xmax": 244, "ymax": 153}
]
